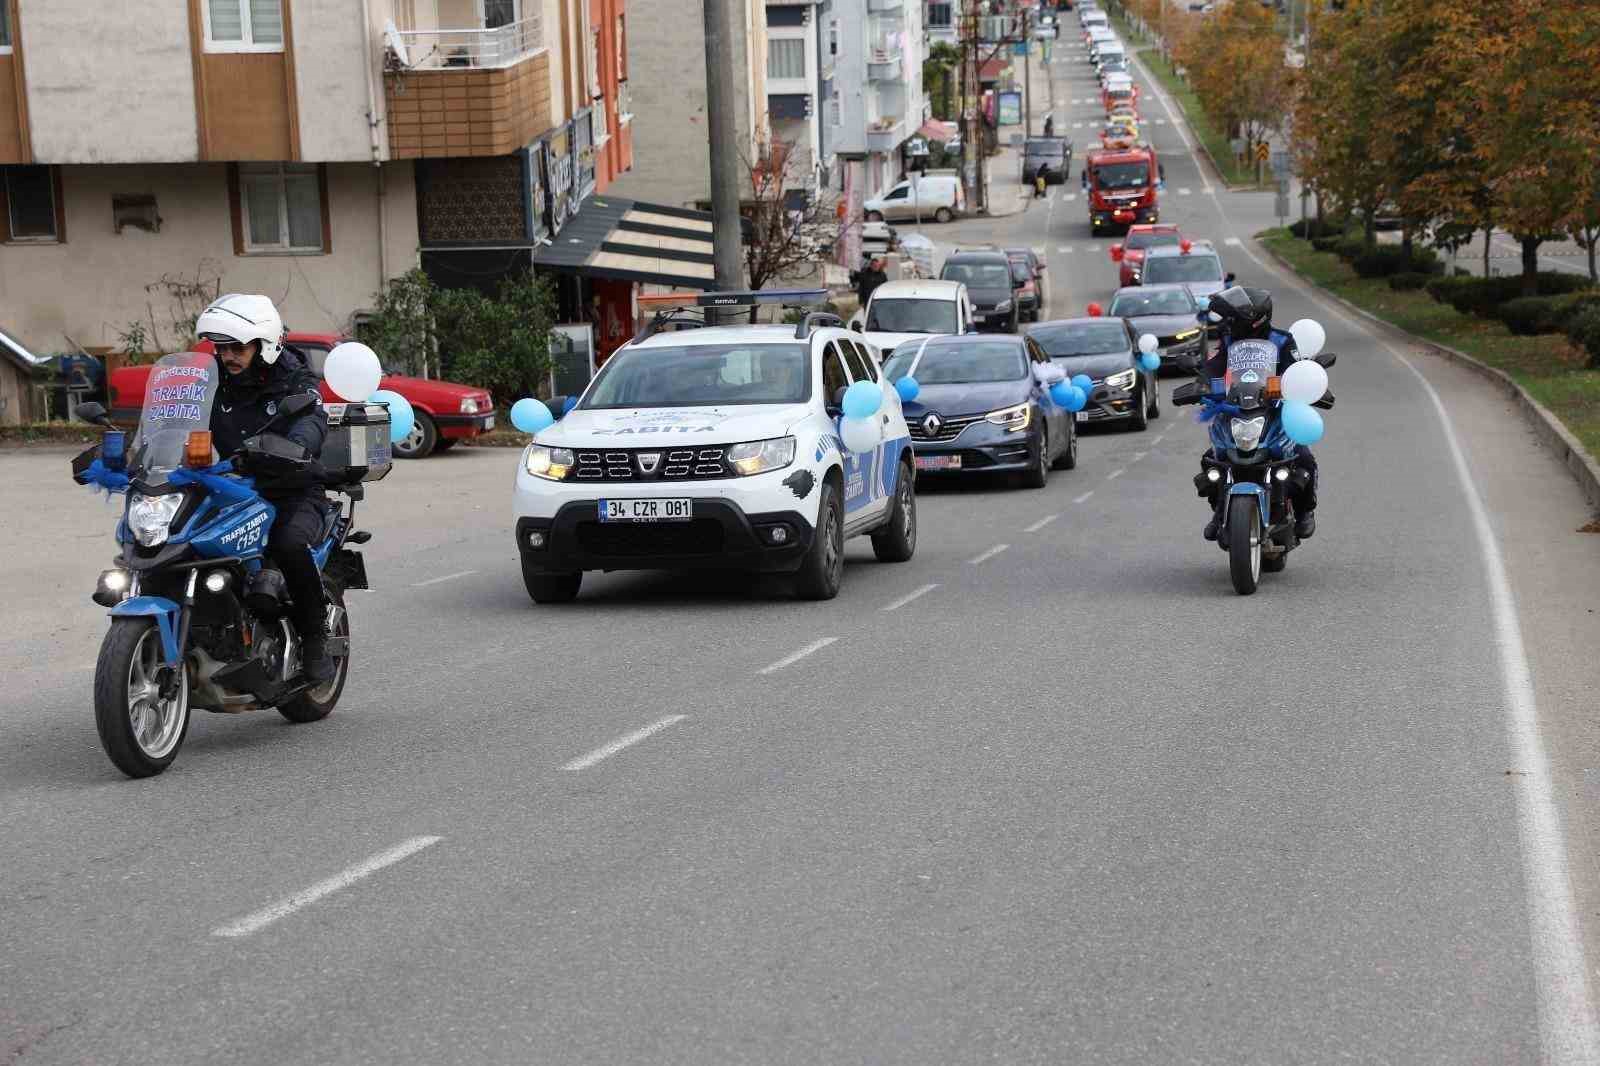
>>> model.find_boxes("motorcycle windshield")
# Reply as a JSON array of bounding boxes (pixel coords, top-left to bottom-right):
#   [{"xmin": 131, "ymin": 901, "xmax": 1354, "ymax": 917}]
[
  {"xmin": 1225, "ymin": 338, "xmax": 1278, "ymax": 385},
  {"xmin": 130, "ymin": 352, "xmax": 219, "ymax": 479}
]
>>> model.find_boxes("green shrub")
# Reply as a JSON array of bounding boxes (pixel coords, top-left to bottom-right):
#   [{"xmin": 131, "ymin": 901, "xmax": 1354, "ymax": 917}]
[
  {"xmin": 1388, "ymin": 272, "xmax": 1432, "ymax": 291},
  {"xmin": 1352, "ymin": 245, "xmax": 1440, "ymax": 278},
  {"xmin": 1425, "ymin": 273, "xmax": 1595, "ymax": 317},
  {"xmin": 1566, "ymin": 305, "xmax": 1600, "ymax": 369},
  {"xmin": 1498, "ymin": 296, "xmax": 1572, "ymax": 336},
  {"xmin": 1310, "ymin": 235, "xmax": 1343, "ymax": 253},
  {"xmin": 1335, "ymin": 237, "xmax": 1368, "ymax": 262},
  {"xmin": 1289, "ymin": 218, "xmax": 1345, "ymax": 240},
  {"xmin": 1454, "ymin": 266, "xmax": 1472, "ymax": 277}
]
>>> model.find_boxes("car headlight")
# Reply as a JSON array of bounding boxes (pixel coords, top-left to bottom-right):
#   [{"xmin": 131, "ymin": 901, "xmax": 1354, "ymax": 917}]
[
  {"xmin": 524, "ymin": 445, "xmax": 575, "ymax": 481},
  {"xmin": 1231, "ymin": 416, "xmax": 1267, "ymax": 451},
  {"xmin": 727, "ymin": 436, "xmax": 797, "ymax": 476},
  {"xmin": 1174, "ymin": 328, "xmax": 1201, "ymax": 341},
  {"xmin": 995, "ymin": 299, "xmax": 1012, "ymax": 312},
  {"xmin": 1106, "ymin": 368, "xmax": 1137, "ymax": 390},
  {"xmin": 460, "ymin": 396, "xmax": 481, "ymax": 414},
  {"xmin": 128, "ymin": 492, "xmax": 182, "ymax": 547},
  {"xmin": 984, "ymin": 403, "xmax": 1032, "ymax": 432}
]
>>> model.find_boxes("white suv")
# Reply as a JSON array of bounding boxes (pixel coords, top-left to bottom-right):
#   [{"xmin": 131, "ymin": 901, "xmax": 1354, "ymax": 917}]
[{"xmin": 512, "ymin": 292, "xmax": 918, "ymax": 603}]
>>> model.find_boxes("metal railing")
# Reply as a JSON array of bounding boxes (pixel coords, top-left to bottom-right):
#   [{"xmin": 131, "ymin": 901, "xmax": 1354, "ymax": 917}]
[{"xmin": 393, "ymin": 15, "xmax": 544, "ymax": 70}]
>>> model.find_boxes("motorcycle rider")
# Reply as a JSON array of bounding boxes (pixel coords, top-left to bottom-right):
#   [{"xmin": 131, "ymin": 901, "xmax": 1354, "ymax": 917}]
[
  {"xmin": 1197, "ymin": 286, "xmax": 1319, "ymax": 543},
  {"xmin": 196, "ymin": 294, "xmax": 336, "ymax": 683}
]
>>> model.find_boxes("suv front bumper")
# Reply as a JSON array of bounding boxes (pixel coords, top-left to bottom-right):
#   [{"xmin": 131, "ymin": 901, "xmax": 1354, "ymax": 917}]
[{"xmin": 517, "ymin": 500, "xmax": 814, "ymax": 574}]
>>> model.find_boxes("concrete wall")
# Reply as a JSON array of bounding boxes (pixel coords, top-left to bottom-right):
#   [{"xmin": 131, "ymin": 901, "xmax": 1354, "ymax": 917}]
[
  {"xmin": 292, "ymin": 0, "xmax": 382, "ymax": 162},
  {"xmin": 0, "ymin": 163, "xmax": 420, "ymax": 355},
  {"xmin": 24, "ymin": 1, "xmax": 199, "ymax": 163}
]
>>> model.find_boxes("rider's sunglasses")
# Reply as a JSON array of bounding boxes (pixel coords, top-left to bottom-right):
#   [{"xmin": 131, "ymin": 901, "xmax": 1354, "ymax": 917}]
[{"xmin": 212, "ymin": 341, "xmax": 250, "ymax": 355}]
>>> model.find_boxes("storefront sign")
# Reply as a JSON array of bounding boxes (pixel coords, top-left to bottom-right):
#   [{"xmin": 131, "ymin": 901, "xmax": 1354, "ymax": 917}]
[{"xmin": 998, "ymin": 91, "xmax": 1023, "ymax": 127}]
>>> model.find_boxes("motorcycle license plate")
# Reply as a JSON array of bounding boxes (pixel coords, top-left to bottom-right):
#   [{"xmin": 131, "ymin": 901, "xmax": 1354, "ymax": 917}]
[
  {"xmin": 915, "ymin": 455, "xmax": 962, "ymax": 471},
  {"xmin": 598, "ymin": 498, "xmax": 692, "ymax": 523}
]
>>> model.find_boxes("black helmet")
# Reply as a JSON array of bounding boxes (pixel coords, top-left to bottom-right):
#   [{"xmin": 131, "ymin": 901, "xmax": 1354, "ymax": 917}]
[{"xmin": 1207, "ymin": 286, "xmax": 1273, "ymax": 339}]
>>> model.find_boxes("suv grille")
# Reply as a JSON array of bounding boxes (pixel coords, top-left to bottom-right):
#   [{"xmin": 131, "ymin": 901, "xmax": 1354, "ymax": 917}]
[
  {"xmin": 908, "ymin": 412, "xmax": 984, "ymax": 444},
  {"xmin": 573, "ymin": 446, "xmax": 732, "ymax": 481}
]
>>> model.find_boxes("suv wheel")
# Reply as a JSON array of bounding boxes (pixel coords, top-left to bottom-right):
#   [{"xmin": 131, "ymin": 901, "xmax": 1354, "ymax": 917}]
[
  {"xmin": 522, "ymin": 559, "xmax": 582, "ymax": 604},
  {"xmin": 795, "ymin": 482, "xmax": 844, "ymax": 600},
  {"xmin": 871, "ymin": 460, "xmax": 917, "ymax": 562}
]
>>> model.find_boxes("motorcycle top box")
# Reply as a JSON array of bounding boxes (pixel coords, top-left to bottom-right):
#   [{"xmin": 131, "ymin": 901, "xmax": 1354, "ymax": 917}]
[{"xmin": 323, "ymin": 401, "xmax": 393, "ymax": 482}]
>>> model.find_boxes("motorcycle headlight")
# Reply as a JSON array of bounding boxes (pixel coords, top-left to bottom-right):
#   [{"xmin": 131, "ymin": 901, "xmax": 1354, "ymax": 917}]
[
  {"xmin": 460, "ymin": 396, "xmax": 482, "ymax": 414},
  {"xmin": 984, "ymin": 402, "xmax": 1032, "ymax": 432},
  {"xmin": 1231, "ymin": 416, "xmax": 1267, "ymax": 452},
  {"xmin": 128, "ymin": 492, "xmax": 183, "ymax": 547},
  {"xmin": 524, "ymin": 445, "xmax": 575, "ymax": 481},
  {"xmin": 1106, "ymin": 368, "xmax": 1137, "ymax": 390},
  {"xmin": 727, "ymin": 436, "xmax": 797, "ymax": 476}
]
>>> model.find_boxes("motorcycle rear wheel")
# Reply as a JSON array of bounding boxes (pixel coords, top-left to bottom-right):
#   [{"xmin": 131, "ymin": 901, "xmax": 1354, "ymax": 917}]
[
  {"xmin": 1227, "ymin": 495, "xmax": 1262, "ymax": 595},
  {"xmin": 95, "ymin": 618, "xmax": 191, "ymax": 778},
  {"xmin": 278, "ymin": 591, "xmax": 350, "ymax": 723}
]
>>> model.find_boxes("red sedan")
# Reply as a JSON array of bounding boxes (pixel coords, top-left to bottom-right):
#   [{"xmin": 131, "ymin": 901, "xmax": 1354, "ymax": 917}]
[
  {"xmin": 1108, "ymin": 224, "xmax": 1184, "ymax": 288},
  {"xmin": 107, "ymin": 332, "xmax": 495, "ymax": 459}
]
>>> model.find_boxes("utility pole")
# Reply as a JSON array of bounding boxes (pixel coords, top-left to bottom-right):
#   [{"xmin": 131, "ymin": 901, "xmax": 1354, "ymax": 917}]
[
  {"xmin": 1023, "ymin": 13, "xmax": 1033, "ymax": 139},
  {"xmin": 703, "ymin": 0, "xmax": 745, "ymax": 302}
]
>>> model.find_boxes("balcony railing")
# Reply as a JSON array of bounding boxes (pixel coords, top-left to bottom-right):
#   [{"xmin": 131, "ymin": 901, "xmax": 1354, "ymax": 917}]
[
  {"xmin": 865, "ymin": 117, "xmax": 906, "ymax": 152},
  {"xmin": 868, "ymin": 48, "xmax": 904, "ymax": 82},
  {"xmin": 392, "ymin": 15, "xmax": 544, "ymax": 70},
  {"xmin": 868, "ymin": 0, "xmax": 905, "ymax": 13}
]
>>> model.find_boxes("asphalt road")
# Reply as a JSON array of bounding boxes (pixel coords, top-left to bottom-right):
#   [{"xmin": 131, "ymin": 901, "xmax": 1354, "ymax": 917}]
[{"xmin": 4, "ymin": 36, "xmax": 1600, "ymax": 1066}]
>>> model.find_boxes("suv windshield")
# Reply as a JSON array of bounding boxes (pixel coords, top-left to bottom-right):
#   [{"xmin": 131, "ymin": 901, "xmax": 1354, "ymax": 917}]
[
  {"xmin": 1109, "ymin": 289, "xmax": 1195, "ymax": 316},
  {"xmin": 866, "ymin": 299, "xmax": 959, "ymax": 334},
  {"xmin": 887, "ymin": 341, "xmax": 1025, "ymax": 384},
  {"xmin": 582, "ymin": 343, "xmax": 810, "ymax": 408},
  {"xmin": 131, "ymin": 352, "xmax": 219, "ymax": 478},
  {"xmin": 1029, "ymin": 323, "xmax": 1130, "ymax": 356},
  {"xmin": 1093, "ymin": 163, "xmax": 1149, "ymax": 190},
  {"xmin": 942, "ymin": 262, "xmax": 1012, "ymax": 288},
  {"xmin": 1144, "ymin": 255, "xmax": 1223, "ymax": 284}
]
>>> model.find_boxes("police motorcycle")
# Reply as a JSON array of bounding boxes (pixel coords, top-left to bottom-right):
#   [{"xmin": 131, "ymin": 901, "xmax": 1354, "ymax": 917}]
[
  {"xmin": 71, "ymin": 351, "xmax": 386, "ymax": 777},
  {"xmin": 1172, "ymin": 334, "xmax": 1335, "ymax": 595}
]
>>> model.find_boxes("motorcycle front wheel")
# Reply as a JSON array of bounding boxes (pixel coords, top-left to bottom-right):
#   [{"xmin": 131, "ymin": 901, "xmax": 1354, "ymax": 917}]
[
  {"xmin": 1227, "ymin": 495, "xmax": 1262, "ymax": 596},
  {"xmin": 94, "ymin": 618, "xmax": 191, "ymax": 778}
]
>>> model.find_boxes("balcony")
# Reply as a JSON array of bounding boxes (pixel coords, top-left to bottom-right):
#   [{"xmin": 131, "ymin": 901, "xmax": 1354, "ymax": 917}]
[
  {"xmin": 868, "ymin": 0, "xmax": 905, "ymax": 13},
  {"xmin": 867, "ymin": 48, "xmax": 904, "ymax": 82},
  {"xmin": 865, "ymin": 117, "xmax": 906, "ymax": 152},
  {"xmin": 384, "ymin": 16, "xmax": 553, "ymax": 158}
]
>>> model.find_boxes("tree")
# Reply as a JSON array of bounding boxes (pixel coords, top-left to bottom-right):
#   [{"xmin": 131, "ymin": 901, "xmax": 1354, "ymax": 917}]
[
  {"xmin": 355, "ymin": 268, "xmax": 436, "ymax": 378},
  {"xmin": 1176, "ymin": 1, "xmax": 1294, "ymax": 175},
  {"xmin": 431, "ymin": 271, "xmax": 558, "ymax": 404},
  {"xmin": 740, "ymin": 138, "xmax": 842, "ymax": 293},
  {"xmin": 923, "ymin": 42, "xmax": 961, "ymax": 121}
]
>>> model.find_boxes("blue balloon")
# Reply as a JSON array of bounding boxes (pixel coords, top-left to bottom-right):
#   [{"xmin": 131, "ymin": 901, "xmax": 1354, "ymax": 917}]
[
  {"xmin": 1063, "ymin": 385, "xmax": 1088, "ymax": 412},
  {"xmin": 894, "ymin": 375, "xmax": 921, "ymax": 402},
  {"xmin": 562, "ymin": 395, "xmax": 578, "ymax": 413},
  {"xmin": 1281, "ymin": 401, "xmax": 1324, "ymax": 445},
  {"xmin": 842, "ymin": 379, "xmax": 884, "ymax": 420},
  {"xmin": 1138, "ymin": 352, "xmax": 1161, "ymax": 373},
  {"xmin": 511, "ymin": 397, "xmax": 555, "ymax": 434},
  {"xmin": 371, "ymin": 389, "xmax": 415, "ymax": 445},
  {"xmin": 1071, "ymin": 373, "xmax": 1094, "ymax": 395},
  {"xmin": 1049, "ymin": 380, "xmax": 1074, "ymax": 407}
]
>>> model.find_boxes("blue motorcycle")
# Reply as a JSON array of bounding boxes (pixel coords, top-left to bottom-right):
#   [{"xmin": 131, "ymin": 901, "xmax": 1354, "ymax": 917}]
[
  {"xmin": 72, "ymin": 352, "xmax": 381, "ymax": 777},
  {"xmin": 1173, "ymin": 339, "xmax": 1335, "ymax": 595}
]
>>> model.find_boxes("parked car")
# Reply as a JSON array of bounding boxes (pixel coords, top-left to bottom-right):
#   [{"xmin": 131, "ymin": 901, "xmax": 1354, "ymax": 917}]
[
  {"xmin": 106, "ymin": 332, "xmax": 495, "ymax": 459},
  {"xmin": 1027, "ymin": 316, "xmax": 1160, "ymax": 431},
  {"xmin": 863, "ymin": 174, "xmax": 965, "ymax": 224},
  {"xmin": 1004, "ymin": 248, "xmax": 1047, "ymax": 323},
  {"xmin": 939, "ymin": 250, "xmax": 1022, "ymax": 332},
  {"xmin": 1022, "ymin": 137, "xmax": 1073, "ymax": 186},
  {"xmin": 1106, "ymin": 284, "xmax": 1205, "ymax": 372},
  {"xmin": 883, "ymin": 333, "xmax": 1076, "ymax": 486}
]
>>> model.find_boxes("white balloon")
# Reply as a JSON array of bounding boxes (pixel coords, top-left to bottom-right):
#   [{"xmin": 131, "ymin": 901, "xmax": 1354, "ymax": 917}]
[
  {"xmin": 1138, "ymin": 332, "xmax": 1159, "ymax": 354},
  {"xmin": 1280, "ymin": 358, "xmax": 1329, "ymax": 405},
  {"xmin": 839, "ymin": 415, "xmax": 882, "ymax": 454},
  {"xmin": 1288, "ymin": 318, "xmax": 1326, "ymax": 359},
  {"xmin": 324, "ymin": 342, "xmax": 383, "ymax": 402}
]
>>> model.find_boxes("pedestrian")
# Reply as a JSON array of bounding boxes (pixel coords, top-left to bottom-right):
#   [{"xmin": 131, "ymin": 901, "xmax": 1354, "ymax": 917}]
[
  {"xmin": 855, "ymin": 257, "xmax": 888, "ymax": 308},
  {"xmin": 1033, "ymin": 164, "xmax": 1049, "ymax": 199}
]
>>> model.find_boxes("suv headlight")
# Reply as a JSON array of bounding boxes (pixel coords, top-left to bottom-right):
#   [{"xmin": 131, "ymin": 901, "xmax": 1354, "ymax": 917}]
[
  {"xmin": 1231, "ymin": 416, "xmax": 1267, "ymax": 451},
  {"xmin": 128, "ymin": 492, "xmax": 182, "ymax": 547},
  {"xmin": 727, "ymin": 436, "xmax": 796, "ymax": 476},
  {"xmin": 1106, "ymin": 368, "xmax": 1137, "ymax": 390},
  {"xmin": 984, "ymin": 403, "xmax": 1032, "ymax": 432},
  {"xmin": 524, "ymin": 445, "xmax": 575, "ymax": 481},
  {"xmin": 994, "ymin": 299, "xmax": 1013, "ymax": 312},
  {"xmin": 460, "ymin": 396, "xmax": 482, "ymax": 414},
  {"xmin": 1173, "ymin": 328, "xmax": 1201, "ymax": 342}
]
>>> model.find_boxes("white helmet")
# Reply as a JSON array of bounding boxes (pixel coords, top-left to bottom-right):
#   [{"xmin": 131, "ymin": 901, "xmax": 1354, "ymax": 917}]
[{"xmin": 196, "ymin": 293, "xmax": 285, "ymax": 364}]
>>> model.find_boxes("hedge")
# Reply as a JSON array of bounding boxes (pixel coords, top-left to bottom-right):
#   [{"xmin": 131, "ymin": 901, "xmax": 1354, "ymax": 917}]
[
  {"xmin": 1351, "ymin": 245, "xmax": 1441, "ymax": 278},
  {"xmin": 1388, "ymin": 271, "xmax": 1433, "ymax": 291},
  {"xmin": 1424, "ymin": 272, "xmax": 1595, "ymax": 317},
  {"xmin": 1567, "ymin": 305, "xmax": 1600, "ymax": 368},
  {"xmin": 1288, "ymin": 218, "xmax": 1346, "ymax": 240},
  {"xmin": 1495, "ymin": 293, "xmax": 1600, "ymax": 336}
]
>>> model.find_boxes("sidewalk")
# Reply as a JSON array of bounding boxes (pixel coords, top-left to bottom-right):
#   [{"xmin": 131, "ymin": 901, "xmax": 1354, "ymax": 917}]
[{"xmin": 980, "ymin": 36, "xmax": 1057, "ymax": 219}]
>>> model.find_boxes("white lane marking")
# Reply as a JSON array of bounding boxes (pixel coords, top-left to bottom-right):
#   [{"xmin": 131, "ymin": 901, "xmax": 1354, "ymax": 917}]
[
  {"xmin": 561, "ymin": 715, "xmax": 688, "ymax": 772},
  {"xmin": 1073, "ymin": 491, "xmax": 1095, "ymax": 504},
  {"xmin": 1024, "ymin": 513, "xmax": 1060, "ymax": 533},
  {"xmin": 1179, "ymin": 187, "xmax": 1193, "ymax": 196},
  {"xmin": 1106, "ymin": 468, "xmax": 1125, "ymax": 480},
  {"xmin": 1130, "ymin": 451, "xmax": 1147, "ymax": 462},
  {"xmin": 882, "ymin": 583, "xmax": 940, "ymax": 612},
  {"xmin": 1072, "ymin": 122, "xmax": 1084, "ymax": 129},
  {"xmin": 1062, "ymin": 194, "xmax": 1077, "ymax": 202},
  {"xmin": 968, "ymin": 544, "xmax": 1010, "ymax": 565},
  {"xmin": 410, "ymin": 570, "xmax": 477, "ymax": 588},
  {"xmin": 758, "ymin": 637, "xmax": 839, "ymax": 676},
  {"xmin": 1153, "ymin": 432, "xmax": 1168, "ymax": 444},
  {"xmin": 211, "ymin": 836, "xmax": 442, "ymax": 938},
  {"xmin": 1224, "ymin": 237, "xmax": 1242, "ymax": 246},
  {"xmin": 1232, "ymin": 227, "xmax": 1600, "ymax": 1063},
  {"xmin": 1153, "ymin": 117, "xmax": 1168, "ymax": 124},
  {"xmin": 1031, "ymin": 245, "xmax": 1047, "ymax": 255}
]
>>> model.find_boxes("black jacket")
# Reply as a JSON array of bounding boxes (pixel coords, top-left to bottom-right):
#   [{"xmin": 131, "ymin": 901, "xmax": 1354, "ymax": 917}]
[{"xmin": 211, "ymin": 345, "xmax": 328, "ymax": 498}]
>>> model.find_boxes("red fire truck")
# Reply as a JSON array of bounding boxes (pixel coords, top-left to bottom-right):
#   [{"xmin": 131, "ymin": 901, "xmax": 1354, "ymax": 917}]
[{"xmin": 1081, "ymin": 142, "xmax": 1164, "ymax": 234}]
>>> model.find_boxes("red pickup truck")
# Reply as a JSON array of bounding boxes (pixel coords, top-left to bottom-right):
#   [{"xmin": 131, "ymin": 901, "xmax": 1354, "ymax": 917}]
[{"xmin": 106, "ymin": 332, "xmax": 495, "ymax": 458}]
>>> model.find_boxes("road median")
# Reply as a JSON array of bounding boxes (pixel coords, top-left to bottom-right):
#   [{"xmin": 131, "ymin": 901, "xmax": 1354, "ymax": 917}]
[{"xmin": 1257, "ymin": 228, "xmax": 1600, "ymax": 511}]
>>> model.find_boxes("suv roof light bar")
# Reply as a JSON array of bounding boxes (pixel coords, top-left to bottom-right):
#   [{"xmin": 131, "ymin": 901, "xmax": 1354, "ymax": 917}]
[
  {"xmin": 631, "ymin": 290, "xmax": 836, "ymax": 344},
  {"xmin": 694, "ymin": 288, "xmax": 830, "ymax": 308}
]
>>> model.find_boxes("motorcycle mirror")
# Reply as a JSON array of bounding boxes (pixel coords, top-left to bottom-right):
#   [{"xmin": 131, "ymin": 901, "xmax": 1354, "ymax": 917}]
[
  {"xmin": 1314, "ymin": 353, "xmax": 1337, "ymax": 369},
  {"xmin": 828, "ymin": 385, "xmax": 848, "ymax": 414},
  {"xmin": 74, "ymin": 401, "xmax": 110, "ymax": 426},
  {"xmin": 547, "ymin": 396, "xmax": 570, "ymax": 420},
  {"xmin": 1224, "ymin": 272, "xmax": 1237, "ymax": 284},
  {"xmin": 850, "ymin": 320, "xmax": 865, "ymax": 333}
]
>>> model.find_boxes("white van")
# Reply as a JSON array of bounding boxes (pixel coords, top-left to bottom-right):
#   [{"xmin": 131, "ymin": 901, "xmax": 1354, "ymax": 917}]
[
  {"xmin": 1094, "ymin": 41, "xmax": 1126, "ymax": 72},
  {"xmin": 863, "ymin": 174, "xmax": 965, "ymax": 224},
  {"xmin": 852, "ymin": 279, "xmax": 976, "ymax": 355}
]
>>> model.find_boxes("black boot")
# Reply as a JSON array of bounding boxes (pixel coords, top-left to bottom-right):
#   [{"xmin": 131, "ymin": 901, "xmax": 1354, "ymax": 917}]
[
  {"xmin": 1294, "ymin": 510, "xmax": 1316, "ymax": 540},
  {"xmin": 1203, "ymin": 495, "xmax": 1223, "ymax": 541},
  {"xmin": 296, "ymin": 610, "xmax": 336, "ymax": 684}
]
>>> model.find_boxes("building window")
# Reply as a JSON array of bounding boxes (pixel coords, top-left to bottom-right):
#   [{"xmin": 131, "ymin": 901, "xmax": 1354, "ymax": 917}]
[
  {"xmin": 481, "ymin": 0, "xmax": 517, "ymax": 29},
  {"xmin": 204, "ymin": 0, "xmax": 284, "ymax": 52},
  {"xmin": 768, "ymin": 38, "xmax": 805, "ymax": 80},
  {"xmin": 1, "ymin": 166, "xmax": 63, "ymax": 243},
  {"xmin": 928, "ymin": 2, "xmax": 953, "ymax": 29},
  {"xmin": 592, "ymin": 91, "xmax": 609, "ymax": 145},
  {"xmin": 616, "ymin": 15, "xmax": 627, "ymax": 80},
  {"xmin": 231, "ymin": 163, "xmax": 329, "ymax": 255},
  {"xmin": 0, "ymin": 2, "xmax": 11, "ymax": 52}
]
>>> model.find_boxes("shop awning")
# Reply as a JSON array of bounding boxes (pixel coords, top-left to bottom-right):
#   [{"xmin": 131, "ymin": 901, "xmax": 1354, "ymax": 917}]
[
  {"xmin": 917, "ymin": 118, "xmax": 959, "ymax": 142},
  {"xmin": 979, "ymin": 56, "xmax": 1009, "ymax": 82},
  {"xmin": 534, "ymin": 196, "xmax": 719, "ymax": 290}
]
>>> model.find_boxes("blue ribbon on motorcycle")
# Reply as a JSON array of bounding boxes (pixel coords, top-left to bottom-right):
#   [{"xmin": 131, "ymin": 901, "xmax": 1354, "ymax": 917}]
[
  {"xmin": 1195, "ymin": 394, "xmax": 1242, "ymax": 424},
  {"xmin": 169, "ymin": 463, "xmax": 258, "ymax": 505},
  {"xmin": 76, "ymin": 458, "xmax": 131, "ymax": 494}
]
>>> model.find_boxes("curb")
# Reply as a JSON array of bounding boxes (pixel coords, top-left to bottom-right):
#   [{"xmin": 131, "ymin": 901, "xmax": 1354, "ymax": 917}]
[{"xmin": 1257, "ymin": 239, "xmax": 1600, "ymax": 513}]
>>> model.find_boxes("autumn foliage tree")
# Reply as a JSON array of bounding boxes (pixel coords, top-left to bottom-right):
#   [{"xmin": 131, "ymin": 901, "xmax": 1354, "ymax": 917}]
[{"xmin": 1174, "ymin": 1, "xmax": 1295, "ymax": 164}]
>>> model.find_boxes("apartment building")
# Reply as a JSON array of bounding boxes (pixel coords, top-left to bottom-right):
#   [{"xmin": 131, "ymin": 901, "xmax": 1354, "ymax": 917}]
[
  {"xmin": 764, "ymin": 0, "xmax": 833, "ymax": 211},
  {"xmin": 826, "ymin": 0, "xmax": 925, "ymax": 211},
  {"xmin": 0, "ymin": 0, "xmax": 656, "ymax": 364}
]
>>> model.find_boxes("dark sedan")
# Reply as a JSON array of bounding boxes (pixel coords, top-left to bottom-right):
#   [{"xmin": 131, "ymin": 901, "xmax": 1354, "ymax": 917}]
[
  {"xmin": 940, "ymin": 251, "xmax": 1021, "ymax": 333},
  {"xmin": 1027, "ymin": 317, "xmax": 1160, "ymax": 431},
  {"xmin": 884, "ymin": 334, "xmax": 1077, "ymax": 488},
  {"xmin": 1106, "ymin": 284, "xmax": 1206, "ymax": 373}
]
